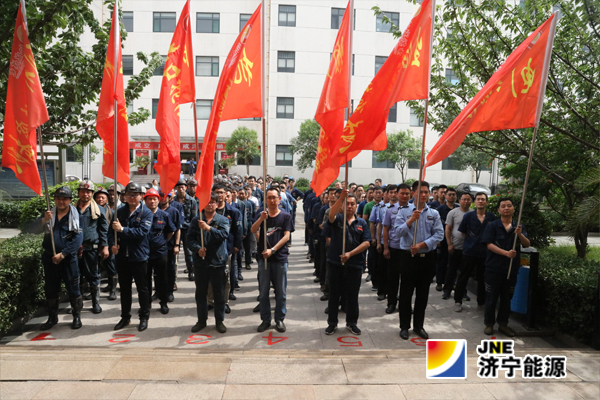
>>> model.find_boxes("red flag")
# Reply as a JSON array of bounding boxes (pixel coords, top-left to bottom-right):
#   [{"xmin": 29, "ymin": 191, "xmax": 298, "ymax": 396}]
[
  {"xmin": 425, "ymin": 13, "xmax": 557, "ymax": 168},
  {"xmin": 310, "ymin": 0, "xmax": 351, "ymax": 195},
  {"xmin": 194, "ymin": 4, "xmax": 262, "ymax": 210},
  {"xmin": 2, "ymin": 1, "xmax": 48, "ymax": 196},
  {"xmin": 330, "ymin": 0, "xmax": 435, "ymax": 168},
  {"xmin": 96, "ymin": 3, "xmax": 130, "ymax": 186},
  {"xmin": 155, "ymin": 0, "xmax": 195, "ymax": 195}
]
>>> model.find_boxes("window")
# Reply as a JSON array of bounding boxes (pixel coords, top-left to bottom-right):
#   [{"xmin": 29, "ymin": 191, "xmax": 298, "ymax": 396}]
[
  {"xmin": 196, "ymin": 56, "xmax": 219, "ymax": 77},
  {"xmin": 410, "ymin": 108, "xmax": 424, "ymax": 127},
  {"xmin": 123, "ymin": 11, "xmax": 133, "ymax": 32},
  {"xmin": 446, "ymin": 68, "xmax": 459, "ymax": 85},
  {"xmin": 277, "ymin": 51, "xmax": 295, "ymax": 73},
  {"xmin": 239, "ymin": 117, "xmax": 261, "ymax": 121},
  {"xmin": 66, "ymin": 147, "xmax": 77, "ymax": 162},
  {"xmin": 196, "ymin": 100, "xmax": 213, "ymax": 120},
  {"xmin": 331, "ymin": 8, "xmax": 344, "ymax": 29},
  {"xmin": 197, "ymin": 13, "xmax": 219, "ymax": 33},
  {"xmin": 344, "ymin": 100, "xmax": 354, "ymax": 120},
  {"xmin": 122, "ymin": 55, "xmax": 133, "ymax": 75},
  {"xmin": 237, "ymin": 154, "xmax": 261, "ymax": 166},
  {"xmin": 341, "ymin": 159, "xmax": 352, "ymax": 168},
  {"xmin": 240, "ymin": 13, "xmax": 251, "ymax": 32},
  {"xmin": 376, "ymin": 11, "xmax": 399, "ymax": 32},
  {"xmin": 442, "ymin": 156, "xmax": 460, "ymax": 170},
  {"xmin": 152, "ymin": 99, "xmax": 159, "ymax": 119},
  {"xmin": 279, "ymin": 5, "xmax": 296, "ymax": 27},
  {"xmin": 153, "ymin": 12, "xmax": 176, "ymax": 32},
  {"xmin": 408, "ymin": 160, "xmax": 420, "ymax": 169},
  {"xmin": 276, "ymin": 145, "xmax": 293, "ymax": 166},
  {"xmin": 388, "ymin": 103, "xmax": 397, "ymax": 123},
  {"xmin": 153, "ymin": 55, "xmax": 167, "ymax": 76},
  {"xmin": 276, "ymin": 97, "xmax": 294, "ymax": 119},
  {"xmin": 375, "ymin": 56, "xmax": 387, "ymax": 75},
  {"xmin": 372, "ymin": 151, "xmax": 395, "ymax": 168},
  {"xmin": 127, "ymin": 102, "xmax": 133, "ymax": 115}
]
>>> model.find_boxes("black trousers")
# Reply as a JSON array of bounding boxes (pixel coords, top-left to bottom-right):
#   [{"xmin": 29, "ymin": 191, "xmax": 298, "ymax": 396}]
[
  {"xmin": 387, "ymin": 248, "xmax": 402, "ymax": 307},
  {"xmin": 79, "ymin": 249, "xmax": 100, "ymax": 288},
  {"xmin": 484, "ymin": 270, "xmax": 517, "ymax": 327},
  {"xmin": 243, "ymin": 235, "xmax": 252, "ymax": 265},
  {"xmin": 443, "ymin": 249, "xmax": 463, "ymax": 296},
  {"xmin": 435, "ymin": 240, "xmax": 449, "ymax": 285},
  {"xmin": 327, "ymin": 263, "xmax": 362, "ymax": 327},
  {"xmin": 117, "ymin": 259, "xmax": 151, "ymax": 320},
  {"xmin": 399, "ymin": 251, "xmax": 435, "ymax": 330},
  {"xmin": 376, "ymin": 250, "xmax": 388, "ymax": 297},
  {"xmin": 367, "ymin": 243, "xmax": 377, "ymax": 287},
  {"xmin": 195, "ymin": 265, "xmax": 227, "ymax": 323},
  {"xmin": 454, "ymin": 255, "xmax": 486, "ymax": 305},
  {"xmin": 148, "ymin": 254, "xmax": 169, "ymax": 303},
  {"xmin": 318, "ymin": 238, "xmax": 327, "ymax": 284},
  {"xmin": 167, "ymin": 247, "xmax": 176, "ymax": 294}
]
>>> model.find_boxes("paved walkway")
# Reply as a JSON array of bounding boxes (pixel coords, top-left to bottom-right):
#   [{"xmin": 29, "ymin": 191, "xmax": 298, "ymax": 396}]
[{"xmin": 1, "ymin": 212, "xmax": 598, "ymax": 399}]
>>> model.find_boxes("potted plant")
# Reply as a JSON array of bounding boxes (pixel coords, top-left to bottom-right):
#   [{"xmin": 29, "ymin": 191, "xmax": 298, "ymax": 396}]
[{"xmin": 132, "ymin": 155, "xmax": 150, "ymax": 175}]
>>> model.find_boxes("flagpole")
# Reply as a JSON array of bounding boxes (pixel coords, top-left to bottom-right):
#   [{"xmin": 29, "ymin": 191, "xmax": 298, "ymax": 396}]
[
  {"xmin": 261, "ymin": 0, "xmax": 271, "ymax": 267},
  {"xmin": 412, "ymin": 0, "xmax": 436, "ymax": 254},
  {"xmin": 192, "ymin": 106, "xmax": 205, "ymax": 257},
  {"xmin": 37, "ymin": 127, "xmax": 56, "ymax": 256},
  {"xmin": 112, "ymin": 0, "xmax": 119, "ymax": 248},
  {"xmin": 341, "ymin": 0, "xmax": 354, "ymax": 265},
  {"xmin": 506, "ymin": 11, "xmax": 558, "ymax": 279}
]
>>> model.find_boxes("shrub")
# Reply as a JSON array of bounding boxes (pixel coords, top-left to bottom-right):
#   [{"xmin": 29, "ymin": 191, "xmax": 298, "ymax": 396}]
[
  {"xmin": 0, "ymin": 203, "xmax": 23, "ymax": 228},
  {"xmin": 0, "ymin": 233, "xmax": 45, "ymax": 333},
  {"xmin": 487, "ymin": 193, "xmax": 552, "ymax": 249},
  {"xmin": 296, "ymin": 186, "xmax": 309, "ymax": 194},
  {"xmin": 296, "ymin": 177, "xmax": 310, "ymax": 188},
  {"xmin": 538, "ymin": 249, "xmax": 600, "ymax": 344}
]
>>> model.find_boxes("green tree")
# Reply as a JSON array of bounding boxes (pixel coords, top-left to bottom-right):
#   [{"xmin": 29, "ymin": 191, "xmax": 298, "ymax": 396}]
[
  {"xmin": 290, "ymin": 119, "xmax": 320, "ymax": 172},
  {"xmin": 566, "ymin": 166, "xmax": 600, "ymax": 255},
  {"xmin": 225, "ymin": 126, "xmax": 261, "ymax": 175},
  {"xmin": 375, "ymin": 130, "xmax": 422, "ymax": 182},
  {"xmin": 0, "ymin": 0, "xmax": 162, "ymax": 147},
  {"xmin": 71, "ymin": 143, "xmax": 100, "ymax": 163},
  {"xmin": 376, "ymin": 0, "xmax": 599, "ymax": 257},
  {"xmin": 451, "ymin": 144, "xmax": 493, "ymax": 183}
]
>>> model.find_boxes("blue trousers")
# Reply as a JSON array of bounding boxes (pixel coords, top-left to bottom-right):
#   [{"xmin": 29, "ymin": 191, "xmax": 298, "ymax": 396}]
[{"xmin": 257, "ymin": 259, "xmax": 287, "ymax": 323}]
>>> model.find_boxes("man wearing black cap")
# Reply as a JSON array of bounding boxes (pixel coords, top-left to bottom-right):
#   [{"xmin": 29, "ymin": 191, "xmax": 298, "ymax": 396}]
[
  {"xmin": 110, "ymin": 182, "xmax": 153, "ymax": 331},
  {"xmin": 174, "ymin": 178, "xmax": 198, "ymax": 281},
  {"xmin": 32, "ymin": 186, "xmax": 84, "ymax": 330},
  {"xmin": 76, "ymin": 180, "xmax": 109, "ymax": 314}
]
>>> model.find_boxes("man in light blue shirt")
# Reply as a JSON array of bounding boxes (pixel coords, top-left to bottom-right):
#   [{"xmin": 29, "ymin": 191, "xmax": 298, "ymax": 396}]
[{"xmin": 392, "ymin": 181, "xmax": 444, "ymax": 341}]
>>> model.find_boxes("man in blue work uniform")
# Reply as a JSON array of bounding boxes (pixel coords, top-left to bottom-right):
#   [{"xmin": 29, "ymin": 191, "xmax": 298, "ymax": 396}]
[
  {"xmin": 433, "ymin": 188, "xmax": 459, "ymax": 292},
  {"xmin": 239, "ymin": 187, "xmax": 255, "ymax": 270},
  {"xmin": 144, "ymin": 188, "xmax": 175, "ymax": 315},
  {"xmin": 33, "ymin": 186, "xmax": 84, "ymax": 330},
  {"xmin": 174, "ymin": 178, "xmax": 198, "ymax": 282},
  {"xmin": 110, "ymin": 182, "xmax": 153, "ymax": 332},
  {"xmin": 76, "ymin": 180, "xmax": 109, "ymax": 315},
  {"xmin": 188, "ymin": 193, "xmax": 230, "ymax": 333},
  {"xmin": 393, "ymin": 181, "xmax": 444, "ymax": 340},
  {"xmin": 159, "ymin": 190, "xmax": 181, "ymax": 302},
  {"xmin": 166, "ymin": 189, "xmax": 184, "ymax": 297},
  {"xmin": 287, "ymin": 177, "xmax": 304, "ymax": 224},
  {"xmin": 95, "ymin": 188, "xmax": 118, "ymax": 301},
  {"xmin": 323, "ymin": 191, "xmax": 371, "ymax": 336},
  {"xmin": 481, "ymin": 197, "xmax": 530, "ymax": 337}
]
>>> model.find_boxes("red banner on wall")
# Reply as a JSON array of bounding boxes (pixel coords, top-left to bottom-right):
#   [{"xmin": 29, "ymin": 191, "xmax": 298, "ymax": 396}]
[{"xmin": 129, "ymin": 142, "xmax": 225, "ymax": 151}]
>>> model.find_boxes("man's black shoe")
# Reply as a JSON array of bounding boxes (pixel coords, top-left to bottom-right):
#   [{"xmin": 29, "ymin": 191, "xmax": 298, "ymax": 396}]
[
  {"xmin": 257, "ymin": 321, "xmax": 271, "ymax": 332},
  {"xmin": 238, "ymin": 274, "xmax": 244, "ymax": 281},
  {"xmin": 399, "ymin": 329, "xmax": 409, "ymax": 340},
  {"xmin": 208, "ymin": 304, "xmax": 214, "ymax": 310},
  {"xmin": 188, "ymin": 272, "xmax": 195, "ymax": 281},
  {"xmin": 138, "ymin": 320, "xmax": 148, "ymax": 332},
  {"xmin": 413, "ymin": 328, "xmax": 429, "ymax": 339},
  {"xmin": 151, "ymin": 292, "xmax": 158, "ymax": 301},
  {"xmin": 225, "ymin": 304, "xmax": 231, "ymax": 314},
  {"xmin": 160, "ymin": 303, "xmax": 169, "ymax": 314},
  {"xmin": 114, "ymin": 318, "xmax": 130, "ymax": 330},
  {"xmin": 256, "ymin": 295, "xmax": 260, "ymax": 301},
  {"xmin": 184, "ymin": 268, "xmax": 188, "ymax": 273},
  {"xmin": 245, "ymin": 264, "xmax": 251, "ymax": 270},
  {"xmin": 325, "ymin": 325, "xmax": 336, "ymax": 335},
  {"xmin": 314, "ymin": 277, "xmax": 320, "ymax": 283},
  {"xmin": 253, "ymin": 303, "xmax": 260, "ymax": 313},
  {"xmin": 365, "ymin": 274, "xmax": 371, "ymax": 282},
  {"xmin": 229, "ymin": 293, "xmax": 237, "ymax": 301},
  {"xmin": 346, "ymin": 324, "xmax": 361, "ymax": 335},
  {"xmin": 324, "ymin": 307, "xmax": 328, "ymax": 314},
  {"xmin": 320, "ymin": 294, "xmax": 329, "ymax": 301},
  {"xmin": 275, "ymin": 320, "xmax": 286, "ymax": 332},
  {"xmin": 385, "ymin": 304, "xmax": 396, "ymax": 314},
  {"xmin": 435, "ymin": 284, "xmax": 443, "ymax": 292},
  {"xmin": 377, "ymin": 294, "xmax": 386, "ymax": 301},
  {"xmin": 312, "ymin": 271, "xmax": 317, "ymax": 276},
  {"xmin": 371, "ymin": 286, "xmax": 378, "ymax": 292},
  {"xmin": 216, "ymin": 321, "xmax": 227, "ymax": 334},
  {"xmin": 167, "ymin": 294, "xmax": 175, "ymax": 302},
  {"xmin": 191, "ymin": 321, "xmax": 207, "ymax": 332}
]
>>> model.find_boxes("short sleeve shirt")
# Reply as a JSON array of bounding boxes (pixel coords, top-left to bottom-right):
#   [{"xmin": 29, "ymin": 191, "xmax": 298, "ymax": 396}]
[
  {"xmin": 481, "ymin": 219, "xmax": 528, "ymax": 276},
  {"xmin": 254, "ymin": 210, "xmax": 293, "ymax": 263},
  {"xmin": 445, "ymin": 207, "xmax": 467, "ymax": 250},
  {"xmin": 326, "ymin": 214, "xmax": 371, "ymax": 268},
  {"xmin": 382, "ymin": 203, "xmax": 401, "ymax": 249},
  {"xmin": 458, "ymin": 211, "xmax": 496, "ymax": 258}
]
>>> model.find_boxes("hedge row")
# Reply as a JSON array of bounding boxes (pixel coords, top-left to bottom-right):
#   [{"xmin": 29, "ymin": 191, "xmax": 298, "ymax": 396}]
[
  {"xmin": 0, "ymin": 203, "xmax": 22, "ymax": 228},
  {"xmin": 0, "ymin": 234, "xmax": 45, "ymax": 333}
]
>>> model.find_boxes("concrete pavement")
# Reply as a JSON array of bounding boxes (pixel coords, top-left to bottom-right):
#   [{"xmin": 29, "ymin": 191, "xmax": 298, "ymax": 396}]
[{"xmin": 1, "ymin": 212, "xmax": 598, "ymax": 399}]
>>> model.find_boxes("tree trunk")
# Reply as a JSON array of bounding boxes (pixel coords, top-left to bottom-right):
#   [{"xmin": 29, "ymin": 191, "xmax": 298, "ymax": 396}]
[
  {"xmin": 574, "ymin": 228, "xmax": 589, "ymax": 258},
  {"xmin": 246, "ymin": 163, "xmax": 250, "ymax": 175},
  {"xmin": 475, "ymin": 169, "xmax": 481, "ymax": 183}
]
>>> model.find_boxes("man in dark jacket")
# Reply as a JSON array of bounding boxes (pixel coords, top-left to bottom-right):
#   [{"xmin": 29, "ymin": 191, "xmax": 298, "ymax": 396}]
[
  {"xmin": 110, "ymin": 182, "xmax": 153, "ymax": 332},
  {"xmin": 159, "ymin": 190, "xmax": 181, "ymax": 302},
  {"xmin": 76, "ymin": 180, "xmax": 108, "ymax": 314},
  {"xmin": 144, "ymin": 188, "xmax": 175, "ymax": 315},
  {"xmin": 33, "ymin": 186, "xmax": 84, "ymax": 330},
  {"xmin": 187, "ymin": 193, "xmax": 230, "ymax": 333},
  {"xmin": 174, "ymin": 178, "xmax": 198, "ymax": 281}
]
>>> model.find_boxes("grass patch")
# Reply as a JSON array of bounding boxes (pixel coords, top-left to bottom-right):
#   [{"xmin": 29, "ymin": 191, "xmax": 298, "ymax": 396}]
[{"xmin": 543, "ymin": 244, "xmax": 600, "ymax": 261}]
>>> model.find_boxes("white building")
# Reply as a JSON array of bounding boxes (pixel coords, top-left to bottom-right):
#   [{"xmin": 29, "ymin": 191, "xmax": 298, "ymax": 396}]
[{"xmin": 65, "ymin": 0, "xmax": 493, "ymax": 187}]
